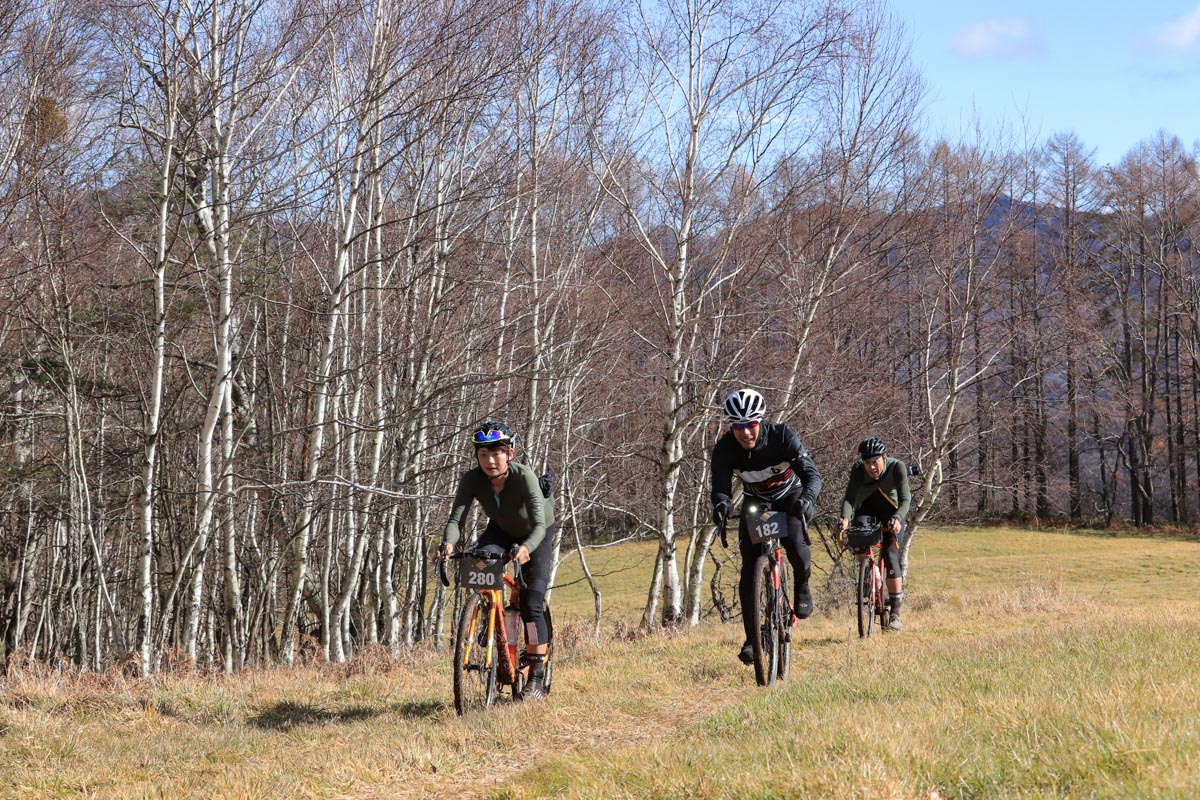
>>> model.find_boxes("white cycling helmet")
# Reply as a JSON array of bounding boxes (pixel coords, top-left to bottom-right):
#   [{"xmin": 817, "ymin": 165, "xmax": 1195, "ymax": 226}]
[{"xmin": 723, "ymin": 388, "xmax": 766, "ymax": 423}]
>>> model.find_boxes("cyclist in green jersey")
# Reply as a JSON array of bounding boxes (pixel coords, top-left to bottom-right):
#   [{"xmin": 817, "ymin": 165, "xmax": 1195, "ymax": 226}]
[
  {"xmin": 838, "ymin": 436, "xmax": 911, "ymax": 631},
  {"xmin": 437, "ymin": 421, "xmax": 555, "ymax": 698}
]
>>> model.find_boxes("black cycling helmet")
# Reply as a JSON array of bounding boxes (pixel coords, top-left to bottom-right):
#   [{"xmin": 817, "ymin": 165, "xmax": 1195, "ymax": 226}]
[
  {"xmin": 471, "ymin": 421, "xmax": 515, "ymax": 449},
  {"xmin": 858, "ymin": 436, "xmax": 887, "ymax": 459},
  {"xmin": 723, "ymin": 388, "xmax": 766, "ymax": 423}
]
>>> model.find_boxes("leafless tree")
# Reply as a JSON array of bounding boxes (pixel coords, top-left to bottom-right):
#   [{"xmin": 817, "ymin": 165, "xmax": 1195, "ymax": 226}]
[
  {"xmin": 897, "ymin": 138, "xmax": 1032, "ymax": 570},
  {"xmin": 597, "ymin": 0, "xmax": 849, "ymax": 628}
]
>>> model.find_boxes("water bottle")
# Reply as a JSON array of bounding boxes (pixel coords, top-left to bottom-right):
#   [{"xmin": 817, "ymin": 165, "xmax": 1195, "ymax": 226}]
[{"xmin": 504, "ymin": 605, "xmax": 520, "ymax": 645}]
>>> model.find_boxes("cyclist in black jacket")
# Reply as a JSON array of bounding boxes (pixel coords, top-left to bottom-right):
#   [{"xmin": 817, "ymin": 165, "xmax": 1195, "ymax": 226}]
[{"xmin": 710, "ymin": 388, "xmax": 823, "ymax": 665}]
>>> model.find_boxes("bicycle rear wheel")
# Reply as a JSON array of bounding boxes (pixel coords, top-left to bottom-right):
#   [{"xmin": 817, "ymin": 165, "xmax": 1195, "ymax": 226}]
[
  {"xmin": 542, "ymin": 606, "xmax": 555, "ymax": 695},
  {"xmin": 751, "ymin": 554, "xmax": 780, "ymax": 686},
  {"xmin": 856, "ymin": 556, "xmax": 875, "ymax": 638},
  {"xmin": 453, "ymin": 592, "xmax": 498, "ymax": 715}
]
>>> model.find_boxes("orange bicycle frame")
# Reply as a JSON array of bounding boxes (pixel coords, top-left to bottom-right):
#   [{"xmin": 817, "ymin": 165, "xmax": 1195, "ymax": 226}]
[{"xmin": 460, "ymin": 573, "xmax": 523, "ymax": 686}]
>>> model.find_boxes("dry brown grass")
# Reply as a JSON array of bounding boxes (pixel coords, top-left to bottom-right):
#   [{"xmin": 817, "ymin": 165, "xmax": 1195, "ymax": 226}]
[{"xmin": 2, "ymin": 526, "xmax": 1199, "ymax": 798}]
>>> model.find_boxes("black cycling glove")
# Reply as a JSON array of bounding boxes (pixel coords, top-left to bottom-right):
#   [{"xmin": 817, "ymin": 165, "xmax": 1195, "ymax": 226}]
[
  {"xmin": 791, "ymin": 497, "xmax": 813, "ymax": 521},
  {"xmin": 712, "ymin": 500, "xmax": 730, "ymax": 548}
]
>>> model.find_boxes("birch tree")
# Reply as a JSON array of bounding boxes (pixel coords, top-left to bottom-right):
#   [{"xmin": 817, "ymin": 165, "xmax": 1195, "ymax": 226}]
[
  {"xmin": 131, "ymin": 0, "xmax": 319, "ymax": 669},
  {"xmin": 105, "ymin": 0, "xmax": 200, "ymax": 674}
]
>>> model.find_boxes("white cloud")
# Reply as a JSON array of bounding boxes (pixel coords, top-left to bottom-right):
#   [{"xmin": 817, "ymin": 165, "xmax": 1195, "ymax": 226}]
[
  {"xmin": 1153, "ymin": 3, "xmax": 1200, "ymax": 49},
  {"xmin": 951, "ymin": 17, "xmax": 1039, "ymax": 60}
]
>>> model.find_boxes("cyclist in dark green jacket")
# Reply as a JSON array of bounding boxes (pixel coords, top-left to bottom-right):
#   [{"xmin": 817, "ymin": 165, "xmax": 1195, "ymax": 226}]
[
  {"xmin": 438, "ymin": 421, "xmax": 555, "ymax": 698},
  {"xmin": 838, "ymin": 436, "xmax": 911, "ymax": 630}
]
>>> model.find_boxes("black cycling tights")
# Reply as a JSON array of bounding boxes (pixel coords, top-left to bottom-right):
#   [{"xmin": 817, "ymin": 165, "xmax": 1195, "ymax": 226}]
[
  {"xmin": 476, "ymin": 523, "xmax": 555, "ymax": 645},
  {"xmin": 882, "ymin": 529, "xmax": 903, "ymax": 579},
  {"xmin": 737, "ymin": 511, "xmax": 811, "ymax": 646}
]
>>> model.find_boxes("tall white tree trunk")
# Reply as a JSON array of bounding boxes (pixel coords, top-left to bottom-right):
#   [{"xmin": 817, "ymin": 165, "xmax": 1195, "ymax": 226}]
[{"xmin": 137, "ymin": 107, "xmax": 176, "ymax": 673}]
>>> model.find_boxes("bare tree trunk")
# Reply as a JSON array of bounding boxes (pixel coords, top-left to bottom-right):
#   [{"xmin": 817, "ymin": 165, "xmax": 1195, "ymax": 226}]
[
  {"xmin": 640, "ymin": 548, "xmax": 665, "ymax": 631},
  {"xmin": 63, "ymin": 346, "xmax": 126, "ymax": 659},
  {"xmin": 1192, "ymin": 343, "xmax": 1200, "ymax": 520},
  {"xmin": 1066, "ymin": 339, "xmax": 1081, "ymax": 521},
  {"xmin": 281, "ymin": 125, "xmax": 365, "ymax": 661},
  {"xmin": 974, "ymin": 315, "xmax": 990, "ymax": 515},
  {"xmin": 135, "ymin": 100, "xmax": 177, "ymax": 674},
  {"xmin": 1034, "ymin": 372, "xmax": 1050, "ymax": 520}
]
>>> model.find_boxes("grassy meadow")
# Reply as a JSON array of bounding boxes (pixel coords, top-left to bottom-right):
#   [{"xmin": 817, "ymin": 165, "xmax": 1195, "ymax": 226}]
[{"xmin": 2, "ymin": 526, "xmax": 1199, "ymax": 799}]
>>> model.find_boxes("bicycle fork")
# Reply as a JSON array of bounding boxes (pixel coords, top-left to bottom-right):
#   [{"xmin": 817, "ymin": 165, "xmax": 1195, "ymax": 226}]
[
  {"xmin": 773, "ymin": 558, "xmax": 787, "ymax": 643},
  {"xmin": 875, "ymin": 549, "xmax": 889, "ymax": 601},
  {"xmin": 769, "ymin": 546, "xmax": 791, "ymax": 642},
  {"xmin": 463, "ymin": 593, "xmax": 522, "ymax": 685},
  {"xmin": 868, "ymin": 553, "xmax": 889, "ymax": 627},
  {"xmin": 859, "ymin": 551, "xmax": 882, "ymax": 602},
  {"xmin": 463, "ymin": 596, "xmax": 498, "ymax": 674}
]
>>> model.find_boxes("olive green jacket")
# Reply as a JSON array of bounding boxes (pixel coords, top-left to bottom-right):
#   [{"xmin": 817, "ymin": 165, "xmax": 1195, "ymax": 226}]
[
  {"xmin": 442, "ymin": 462, "xmax": 554, "ymax": 552},
  {"xmin": 840, "ymin": 457, "xmax": 912, "ymax": 523}
]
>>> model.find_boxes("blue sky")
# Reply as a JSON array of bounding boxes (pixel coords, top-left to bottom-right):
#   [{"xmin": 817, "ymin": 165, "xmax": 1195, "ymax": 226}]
[{"xmin": 888, "ymin": 0, "xmax": 1200, "ymax": 166}]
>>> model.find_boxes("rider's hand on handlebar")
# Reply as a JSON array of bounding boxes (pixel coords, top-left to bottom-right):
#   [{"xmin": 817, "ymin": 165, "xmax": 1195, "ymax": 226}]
[
  {"xmin": 712, "ymin": 500, "xmax": 729, "ymax": 529},
  {"xmin": 513, "ymin": 545, "xmax": 531, "ymax": 565},
  {"xmin": 792, "ymin": 497, "xmax": 813, "ymax": 520},
  {"xmin": 712, "ymin": 501, "xmax": 730, "ymax": 548},
  {"xmin": 838, "ymin": 517, "xmax": 849, "ymax": 533},
  {"xmin": 433, "ymin": 543, "xmax": 452, "ymax": 587}
]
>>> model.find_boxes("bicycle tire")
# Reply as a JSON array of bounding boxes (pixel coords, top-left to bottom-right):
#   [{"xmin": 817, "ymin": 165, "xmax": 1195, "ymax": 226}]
[
  {"xmin": 856, "ymin": 556, "xmax": 874, "ymax": 638},
  {"xmin": 751, "ymin": 554, "xmax": 779, "ymax": 686},
  {"xmin": 542, "ymin": 606, "xmax": 555, "ymax": 695},
  {"xmin": 777, "ymin": 558, "xmax": 791, "ymax": 682},
  {"xmin": 876, "ymin": 559, "xmax": 891, "ymax": 632},
  {"xmin": 453, "ymin": 592, "xmax": 498, "ymax": 715}
]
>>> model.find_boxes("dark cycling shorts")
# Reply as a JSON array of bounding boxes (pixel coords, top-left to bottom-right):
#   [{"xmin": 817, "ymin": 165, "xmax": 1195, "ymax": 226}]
[{"xmin": 475, "ymin": 522, "xmax": 555, "ymax": 645}]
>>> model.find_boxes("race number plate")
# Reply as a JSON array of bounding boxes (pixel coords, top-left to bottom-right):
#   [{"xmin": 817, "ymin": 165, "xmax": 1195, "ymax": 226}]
[
  {"xmin": 459, "ymin": 556, "xmax": 504, "ymax": 589},
  {"xmin": 747, "ymin": 509, "xmax": 788, "ymax": 544}
]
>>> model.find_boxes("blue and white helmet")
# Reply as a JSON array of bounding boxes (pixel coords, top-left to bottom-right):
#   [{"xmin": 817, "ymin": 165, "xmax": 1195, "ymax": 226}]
[
  {"xmin": 723, "ymin": 388, "xmax": 766, "ymax": 424},
  {"xmin": 471, "ymin": 421, "xmax": 515, "ymax": 448}
]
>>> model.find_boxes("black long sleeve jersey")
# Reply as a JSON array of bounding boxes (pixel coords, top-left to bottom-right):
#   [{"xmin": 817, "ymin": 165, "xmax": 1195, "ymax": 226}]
[{"xmin": 710, "ymin": 421, "xmax": 822, "ymax": 507}]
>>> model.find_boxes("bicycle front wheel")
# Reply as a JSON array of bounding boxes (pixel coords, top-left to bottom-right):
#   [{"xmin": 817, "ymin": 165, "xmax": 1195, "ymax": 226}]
[
  {"xmin": 751, "ymin": 555, "xmax": 780, "ymax": 687},
  {"xmin": 453, "ymin": 592, "xmax": 499, "ymax": 715},
  {"xmin": 856, "ymin": 556, "xmax": 875, "ymax": 638}
]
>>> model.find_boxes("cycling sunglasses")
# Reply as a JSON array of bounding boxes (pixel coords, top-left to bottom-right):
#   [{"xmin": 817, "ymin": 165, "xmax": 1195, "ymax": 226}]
[
  {"xmin": 473, "ymin": 430, "xmax": 509, "ymax": 444},
  {"xmin": 731, "ymin": 420, "xmax": 760, "ymax": 431}
]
